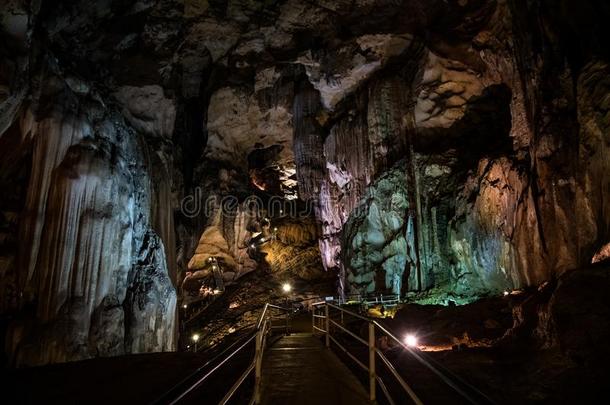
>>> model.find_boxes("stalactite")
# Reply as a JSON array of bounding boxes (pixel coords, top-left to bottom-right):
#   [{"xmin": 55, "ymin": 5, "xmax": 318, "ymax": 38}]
[
  {"xmin": 293, "ymin": 82, "xmax": 325, "ymax": 200},
  {"xmin": 18, "ymin": 106, "xmax": 89, "ymax": 295},
  {"xmin": 5, "ymin": 84, "xmax": 177, "ymax": 366},
  {"xmin": 367, "ymin": 77, "xmax": 409, "ymax": 168},
  {"xmin": 146, "ymin": 143, "xmax": 177, "ymax": 285}
]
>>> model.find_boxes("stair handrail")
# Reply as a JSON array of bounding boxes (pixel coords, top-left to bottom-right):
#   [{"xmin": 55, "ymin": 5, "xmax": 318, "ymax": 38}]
[
  {"xmin": 151, "ymin": 330, "xmax": 254, "ymax": 405},
  {"xmin": 165, "ymin": 302, "xmax": 290, "ymax": 405}
]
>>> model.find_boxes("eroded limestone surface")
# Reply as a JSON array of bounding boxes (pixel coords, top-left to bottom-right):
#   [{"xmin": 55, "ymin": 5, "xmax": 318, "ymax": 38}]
[{"xmin": 2, "ymin": 0, "xmax": 610, "ymax": 367}]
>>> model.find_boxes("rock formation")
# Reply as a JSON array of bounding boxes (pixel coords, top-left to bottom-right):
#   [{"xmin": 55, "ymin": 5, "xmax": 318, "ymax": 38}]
[{"xmin": 1, "ymin": 0, "xmax": 610, "ymax": 366}]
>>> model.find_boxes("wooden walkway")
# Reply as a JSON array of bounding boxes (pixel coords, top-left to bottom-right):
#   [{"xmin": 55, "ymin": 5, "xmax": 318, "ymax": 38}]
[{"xmin": 259, "ymin": 333, "xmax": 370, "ymax": 405}]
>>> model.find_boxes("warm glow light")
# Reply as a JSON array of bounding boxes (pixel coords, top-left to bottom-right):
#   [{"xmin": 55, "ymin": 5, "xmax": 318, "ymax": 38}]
[
  {"xmin": 282, "ymin": 282, "xmax": 292, "ymax": 293},
  {"xmin": 250, "ymin": 244, "xmax": 256, "ymax": 249},
  {"xmin": 192, "ymin": 334, "xmax": 200, "ymax": 342},
  {"xmin": 213, "ymin": 289, "xmax": 221, "ymax": 295},
  {"xmin": 182, "ymin": 304, "xmax": 187, "ymax": 309},
  {"xmin": 503, "ymin": 291, "xmax": 509, "ymax": 296},
  {"xmin": 404, "ymin": 334, "xmax": 418, "ymax": 347}
]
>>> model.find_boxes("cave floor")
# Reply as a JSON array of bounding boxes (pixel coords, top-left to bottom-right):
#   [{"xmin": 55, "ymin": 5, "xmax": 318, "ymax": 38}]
[
  {"xmin": 5, "ymin": 283, "xmax": 610, "ymax": 405},
  {"xmin": 1, "ymin": 352, "xmax": 216, "ymax": 404},
  {"xmin": 259, "ymin": 333, "xmax": 370, "ymax": 405}
]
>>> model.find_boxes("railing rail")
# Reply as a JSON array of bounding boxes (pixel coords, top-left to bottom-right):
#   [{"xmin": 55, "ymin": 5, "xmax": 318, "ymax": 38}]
[
  {"xmin": 305, "ymin": 293, "xmax": 401, "ymax": 307},
  {"xmin": 313, "ymin": 301, "xmax": 495, "ymax": 404},
  {"xmin": 313, "ymin": 301, "xmax": 427, "ymax": 405},
  {"xmin": 373, "ymin": 320, "xmax": 490, "ymax": 404},
  {"xmin": 334, "ymin": 293, "xmax": 402, "ymax": 307},
  {"xmin": 163, "ymin": 302, "xmax": 291, "ymax": 405}
]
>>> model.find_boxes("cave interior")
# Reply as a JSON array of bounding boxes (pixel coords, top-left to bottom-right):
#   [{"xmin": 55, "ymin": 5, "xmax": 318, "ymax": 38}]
[{"xmin": 1, "ymin": 0, "xmax": 610, "ymax": 403}]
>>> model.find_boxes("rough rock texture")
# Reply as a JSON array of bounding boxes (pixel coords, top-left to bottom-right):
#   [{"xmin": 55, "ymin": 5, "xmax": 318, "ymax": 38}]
[
  {"xmin": 0, "ymin": 77, "xmax": 177, "ymax": 366},
  {"xmin": 1, "ymin": 6, "xmax": 178, "ymax": 364},
  {"xmin": 2, "ymin": 0, "xmax": 610, "ymax": 366},
  {"xmin": 259, "ymin": 217, "xmax": 324, "ymax": 281},
  {"xmin": 185, "ymin": 198, "xmax": 257, "ymax": 282},
  {"xmin": 309, "ymin": 0, "xmax": 610, "ymax": 299},
  {"xmin": 351, "ymin": 265, "xmax": 610, "ymax": 403},
  {"xmin": 342, "ymin": 162, "xmax": 412, "ymax": 294}
]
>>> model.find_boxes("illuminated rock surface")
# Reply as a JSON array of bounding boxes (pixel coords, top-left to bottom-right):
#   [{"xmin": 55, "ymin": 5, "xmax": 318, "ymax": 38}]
[{"xmin": 1, "ymin": 0, "xmax": 610, "ymax": 374}]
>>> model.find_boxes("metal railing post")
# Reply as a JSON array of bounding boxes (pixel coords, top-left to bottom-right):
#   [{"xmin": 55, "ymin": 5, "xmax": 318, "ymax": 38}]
[
  {"xmin": 312, "ymin": 306, "xmax": 315, "ymax": 334},
  {"xmin": 254, "ymin": 327, "xmax": 264, "ymax": 403},
  {"xmin": 368, "ymin": 322, "xmax": 376, "ymax": 402},
  {"xmin": 325, "ymin": 304, "xmax": 330, "ymax": 348}
]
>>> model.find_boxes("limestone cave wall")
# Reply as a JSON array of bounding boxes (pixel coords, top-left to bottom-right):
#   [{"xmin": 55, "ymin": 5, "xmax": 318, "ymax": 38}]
[{"xmin": 1, "ymin": 0, "xmax": 610, "ymax": 365}]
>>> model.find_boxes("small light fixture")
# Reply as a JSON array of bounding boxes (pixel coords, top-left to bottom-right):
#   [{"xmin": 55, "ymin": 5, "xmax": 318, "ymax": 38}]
[
  {"xmin": 192, "ymin": 333, "xmax": 200, "ymax": 342},
  {"xmin": 273, "ymin": 227, "xmax": 278, "ymax": 232},
  {"xmin": 182, "ymin": 304, "xmax": 188, "ymax": 309},
  {"xmin": 250, "ymin": 244, "xmax": 255, "ymax": 249},
  {"xmin": 282, "ymin": 282, "xmax": 292, "ymax": 293},
  {"xmin": 279, "ymin": 209, "xmax": 283, "ymax": 214},
  {"xmin": 404, "ymin": 334, "xmax": 418, "ymax": 347},
  {"xmin": 503, "ymin": 291, "xmax": 510, "ymax": 296},
  {"xmin": 213, "ymin": 289, "xmax": 221, "ymax": 295}
]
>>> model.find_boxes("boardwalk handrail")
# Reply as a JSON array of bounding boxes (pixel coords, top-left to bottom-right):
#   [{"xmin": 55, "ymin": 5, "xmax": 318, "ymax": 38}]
[
  {"xmin": 312, "ymin": 301, "xmax": 494, "ymax": 404},
  {"xmin": 372, "ymin": 320, "xmax": 484, "ymax": 403},
  {"xmin": 164, "ymin": 303, "xmax": 290, "ymax": 405},
  {"xmin": 335, "ymin": 293, "xmax": 401, "ymax": 306},
  {"xmin": 221, "ymin": 303, "xmax": 291, "ymax": 405},
  {"xmin": 312, "ymin": 301, "xmax": 423, "ymax": 404}
]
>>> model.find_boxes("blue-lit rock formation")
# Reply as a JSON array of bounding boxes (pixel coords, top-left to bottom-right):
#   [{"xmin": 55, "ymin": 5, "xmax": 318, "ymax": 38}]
[{"xmin": 0, "ymin": 53, "xmax": 177, "ymax": 364}]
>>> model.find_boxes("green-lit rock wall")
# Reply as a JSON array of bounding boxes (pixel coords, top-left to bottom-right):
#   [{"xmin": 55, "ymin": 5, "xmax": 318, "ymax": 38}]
[{"xmin": 342, "ymin": 162, "xmax": 413, "ymax": 294}]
